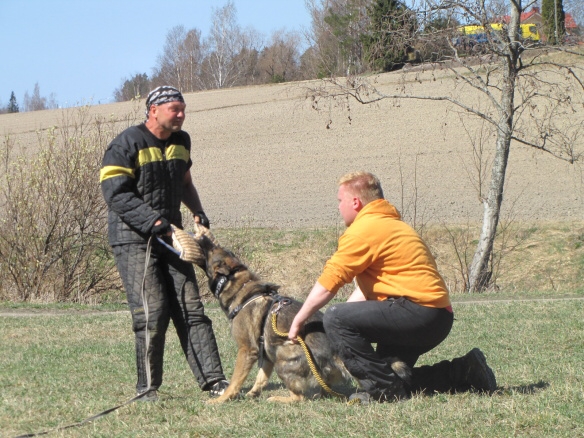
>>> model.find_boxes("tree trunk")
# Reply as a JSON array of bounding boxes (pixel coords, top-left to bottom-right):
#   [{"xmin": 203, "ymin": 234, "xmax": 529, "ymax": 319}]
[
  {"xmin": 467, "ymin": 7, "xmax": 521, "ymax": 292},
  {"xmin": 467, "ymin": 122, "xmax": 512, "ymax": 291}
]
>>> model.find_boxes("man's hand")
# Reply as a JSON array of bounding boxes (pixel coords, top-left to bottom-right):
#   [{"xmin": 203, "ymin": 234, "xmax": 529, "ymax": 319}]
[
  {"xmin": 287, "ymin": 282, "xmax": 335, "ymax": 344},
  {"xmin": 287, "ymin": 321, "xmax": 301, "ymax": 344},
  {"xmin": 151, "ymin": 218, "xmax": 172, "ymax": 236},
  {"xmin": 194, "ymin": 211, "xmax": 210, "ymax": 228}
]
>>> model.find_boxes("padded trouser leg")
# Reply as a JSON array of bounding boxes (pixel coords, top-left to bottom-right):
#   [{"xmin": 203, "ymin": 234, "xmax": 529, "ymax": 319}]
[
  {"xmin": 135, "ymin": 331, "xmax": 165, "ymax": 393},
  {"xmin": 167, "ymin": 256, "xmax": 225, "ymax": 390}
]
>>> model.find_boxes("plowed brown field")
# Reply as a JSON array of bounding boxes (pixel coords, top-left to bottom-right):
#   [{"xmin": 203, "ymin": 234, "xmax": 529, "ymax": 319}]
[{"xmin": 2, "ymin": 68, "xmax": 583, "ymax": 229}]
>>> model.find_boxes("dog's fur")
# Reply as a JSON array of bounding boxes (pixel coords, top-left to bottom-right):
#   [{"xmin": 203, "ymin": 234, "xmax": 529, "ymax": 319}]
[{"xmin": 195, "ymin": 235, "xmax": 409, "ymax": 403}]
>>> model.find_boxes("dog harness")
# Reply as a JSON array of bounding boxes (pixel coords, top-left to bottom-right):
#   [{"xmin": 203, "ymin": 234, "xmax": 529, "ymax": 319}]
[
  {"xmin": 228, "ymin": 292, "xmax": 272, "ymax": 321},
  {"xmin": 210, "ymin": 268, "xmax": 291, "ymax": 368},
  {"xmin": 210, "ymin": 271, "xmax": 280, "ymax": 321}
]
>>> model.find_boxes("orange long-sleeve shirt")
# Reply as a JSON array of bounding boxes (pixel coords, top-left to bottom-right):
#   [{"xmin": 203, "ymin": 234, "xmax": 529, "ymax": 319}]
[{"xmin": 318, "ymin": 199, "xmax": 451, "ymax": 308}]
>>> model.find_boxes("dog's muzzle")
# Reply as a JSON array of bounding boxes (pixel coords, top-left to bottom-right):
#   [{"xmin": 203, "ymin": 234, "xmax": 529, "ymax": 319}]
[{"xmin": 212, "ymin": 275, "xmax": 228, "ymax": 298}]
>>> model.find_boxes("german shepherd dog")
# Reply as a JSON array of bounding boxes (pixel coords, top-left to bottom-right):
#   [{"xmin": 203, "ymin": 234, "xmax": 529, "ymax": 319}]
[{"xmin": 194, "ymin": 235, "xmax": 351, "ymax": 403}]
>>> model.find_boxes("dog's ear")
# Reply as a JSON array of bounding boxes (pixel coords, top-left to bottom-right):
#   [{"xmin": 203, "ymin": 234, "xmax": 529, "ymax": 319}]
[
  {"xmin": 217, "ymin": 247, "xmax": 245, "ymax": 269},
  {"xmin": 264, "ymin": 282, "xmax": 280, "ymax": 293},
  {"xmin": 215, "ymin": 261, "xmax": 232, "ymax": 277},
  {"xmin": 210, "ymin": 252, "xmax": 233, "ymax": 277}
]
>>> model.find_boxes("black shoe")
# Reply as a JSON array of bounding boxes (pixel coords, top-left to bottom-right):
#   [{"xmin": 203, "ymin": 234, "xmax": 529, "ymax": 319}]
[
  {"xmin": 208, "ymin": 379, "xmax": 230, "ymax": 397},
  {"xmin": 136, "ymin": 389, "xmax": 158, "ymax": 402},
  {"xmin": 462, "ymin": 348, "xmax": 497, "ymax": 393}
]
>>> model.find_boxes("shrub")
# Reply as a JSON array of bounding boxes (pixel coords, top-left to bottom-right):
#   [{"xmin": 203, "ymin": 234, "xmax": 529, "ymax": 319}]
[{"xmin": 0, "ymin": 107, "xmax": 126, "ymax": 302}]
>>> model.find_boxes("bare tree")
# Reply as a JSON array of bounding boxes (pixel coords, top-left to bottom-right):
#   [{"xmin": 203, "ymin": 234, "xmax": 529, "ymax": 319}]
[
  {"xmin": 152, "ymin": 25, "xmax": 205, "ymax": 92},
  {"xmin": 564, "ymin": 0, "xmax": 583, "ymax": 29},
  {"xmin": 181, "ymin": 28, "xmax": 205, "ymax": 91},
  {"xmin": 301, "ymin": 0, "xmax": 335, "ymax": 78},
  {"xmin": 154, "ymin": 25, "xmax": 188, "ymax": 89},
  {"xmin": 23, "ymin": 83, "xmax": 58, "ymax": 111},
  {"xmin": 302, "ymin": 0, "xmax": 373, "ymax": 78},
  {"xmin": 308, "ymin": 0, "xmax": 584, "ymax": 291},
  {"xmin": 257, "ymin": 29, "xmax": 302, "ymax": 83},
  {"xmin": 231, "ymin": 27, "xmax": 265, "ymax": 86},
  {"xmin": 200, "ymin": 1, "xmax": 250, "ymax": 89}
]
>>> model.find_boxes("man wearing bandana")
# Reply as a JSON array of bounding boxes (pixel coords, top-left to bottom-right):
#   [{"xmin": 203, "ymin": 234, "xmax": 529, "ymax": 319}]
[{"xmin": 100, "ymin": 86, "xmax": 228, "ymax": 401}]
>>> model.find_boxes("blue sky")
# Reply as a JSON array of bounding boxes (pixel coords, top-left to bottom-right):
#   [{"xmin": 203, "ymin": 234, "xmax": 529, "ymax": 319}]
[{"xmin": 1, "ymin": 0, "xmax": 312, "ymax": 108}]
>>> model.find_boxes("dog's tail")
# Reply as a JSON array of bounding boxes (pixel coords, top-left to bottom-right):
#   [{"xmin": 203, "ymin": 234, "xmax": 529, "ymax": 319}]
[
  {"xmin": 388, "ymin": 359, "xmax": 412, "ymax": 385},
  {"xmin": 333, "ymin": 356, "xmax": 354, "ymax": 382}
]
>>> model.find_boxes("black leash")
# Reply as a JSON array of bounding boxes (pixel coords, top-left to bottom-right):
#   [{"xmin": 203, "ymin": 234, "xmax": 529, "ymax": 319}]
[
  {"xmin": 16, "ymin": 237, "xmax": 163, "ymax": 438},
  {"xmin": 13, "ymin": 390, "xmax": 155, "ymax": 438}
]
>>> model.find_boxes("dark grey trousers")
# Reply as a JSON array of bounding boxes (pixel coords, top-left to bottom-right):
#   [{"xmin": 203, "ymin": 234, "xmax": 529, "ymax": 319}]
[
  {"xmin": 323, "ymin": 297, "xmax": 456, "ymax": 394},
  {"xmin": 113, "ymin": 240, "xmax": 225, "ymax": 393}
]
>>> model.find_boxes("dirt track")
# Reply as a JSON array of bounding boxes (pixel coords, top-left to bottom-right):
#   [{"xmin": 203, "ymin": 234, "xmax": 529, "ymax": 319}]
[
  {"xmin": 2, "ymin": 68, "xmax": 583, "ymax": 229},
  {"xmin": 1, "ymin": 296, "xmax": 583, "ymax": 317}
]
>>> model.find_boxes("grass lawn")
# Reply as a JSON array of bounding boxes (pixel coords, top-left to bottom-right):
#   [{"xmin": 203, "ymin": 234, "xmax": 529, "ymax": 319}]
[{"xmin": 1, "ymin": 296, "xmax": 582, "ymax": 437}]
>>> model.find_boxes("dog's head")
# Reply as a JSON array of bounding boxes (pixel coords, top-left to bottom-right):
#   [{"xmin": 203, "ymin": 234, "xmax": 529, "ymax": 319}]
[{"xmin": 195, "ymin": 234, "xmax": 247, "ymax": 295}]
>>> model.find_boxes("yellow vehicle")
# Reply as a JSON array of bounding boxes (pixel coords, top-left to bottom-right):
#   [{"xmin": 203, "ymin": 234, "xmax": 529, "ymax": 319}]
[
  {"xmin": 519, "ymin": 24, "xmax": 540, "ymax": 42},
  {"xmin": 459, "ymin": 25, "xmax": 487, "ymax": 35},
  {"xmin": 456, "ymin": 23, "xmax": 540, "ymax": 44},
  {"xmin": 456, "ymin": 25, "xmax": 490, "ymax": 45}
]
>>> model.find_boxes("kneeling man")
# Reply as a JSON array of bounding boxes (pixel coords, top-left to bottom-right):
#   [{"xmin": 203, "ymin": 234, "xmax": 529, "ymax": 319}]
[{"xmin": 288, "ymin": 171, "xmax": 496, "ymax": 404}]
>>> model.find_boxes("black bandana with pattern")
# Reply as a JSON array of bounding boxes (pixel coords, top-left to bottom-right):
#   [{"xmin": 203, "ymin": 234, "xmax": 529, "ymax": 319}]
[{"xmin": 145, "ymin": 86, "xmax": 184, "ymax": 118}]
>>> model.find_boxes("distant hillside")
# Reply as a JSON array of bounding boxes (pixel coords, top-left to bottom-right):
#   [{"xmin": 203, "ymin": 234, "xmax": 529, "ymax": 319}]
[{"xmin": 1, "ymin": 70, "xmax": 583, "ymax": 228}]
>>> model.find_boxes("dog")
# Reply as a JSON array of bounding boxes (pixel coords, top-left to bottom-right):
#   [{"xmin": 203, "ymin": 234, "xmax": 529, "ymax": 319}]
[{"xmin": 194, "ymin": 234, "xmax": 410, "ymax": 403}]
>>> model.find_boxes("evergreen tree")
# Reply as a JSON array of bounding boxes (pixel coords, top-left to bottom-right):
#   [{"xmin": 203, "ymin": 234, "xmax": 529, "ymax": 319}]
[
  {"xmin": 323, "ymin": 0, "xmax": 371, "ymax": 76},
  {"xmin": 114, "ymin": 73, "xmax": 151, "ymax": 102},
  {"xmin": 542, "ymin": 0, "xmax": 566, "ymax": 44},
  {"xmin": 8, "ymin": 92, "xmax": 19, "ymax": 113},
  {"xmin": 363, "ymin": 0, "xmax": 416, "ymax": 72}
]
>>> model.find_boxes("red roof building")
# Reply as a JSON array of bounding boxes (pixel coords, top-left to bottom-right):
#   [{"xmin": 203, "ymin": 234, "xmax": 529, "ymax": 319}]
[{"xmin": 500, "ymin": 6, "xmax": 579, "ymax": 40}]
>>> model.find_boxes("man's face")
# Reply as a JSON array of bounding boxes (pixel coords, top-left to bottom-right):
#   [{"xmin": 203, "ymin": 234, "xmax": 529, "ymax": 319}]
[
  {"xmin": 337, "ymin": 184, "xmax": 359, "ymax": 226},
  {"xmin": 152, "ymin": 101, "xmax": 186, "ymax": 133}
]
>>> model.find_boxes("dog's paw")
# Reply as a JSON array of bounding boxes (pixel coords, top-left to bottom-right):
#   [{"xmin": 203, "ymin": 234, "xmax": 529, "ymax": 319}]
[
  {"xmin": 245, "ymin": 389, "xmax": 261, "ymax": 398},
  {"xmin": 266, "ymin": 394, "xmax": 304, "ymax": 403},
  {"xmin": 205, "ymin": 396, "xmax": 227, "ymax": 405},
  {"xmin": 206, "ymin": 392, "xmax": 244, "ymax": 404}
]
